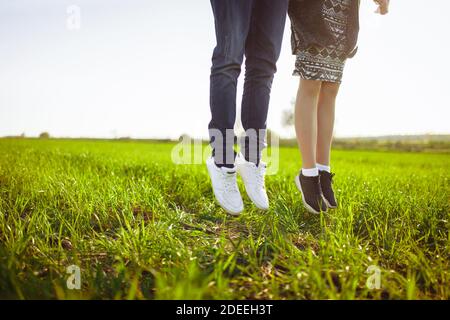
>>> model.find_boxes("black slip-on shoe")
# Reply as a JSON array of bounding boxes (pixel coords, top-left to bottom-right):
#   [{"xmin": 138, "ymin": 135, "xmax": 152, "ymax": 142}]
[
  {"xmin": 319, "ymin": 171, "xmax": 338, "ymax": 209},
  {"xmin": 295, "ymin": 172, "xmax": 328, "ymax": 214}
]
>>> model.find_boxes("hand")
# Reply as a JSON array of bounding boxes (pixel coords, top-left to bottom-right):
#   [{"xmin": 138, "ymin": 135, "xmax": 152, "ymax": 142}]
[{"xmin": 374, "ymin": 0, "xmax": 389, "ymax": 15}]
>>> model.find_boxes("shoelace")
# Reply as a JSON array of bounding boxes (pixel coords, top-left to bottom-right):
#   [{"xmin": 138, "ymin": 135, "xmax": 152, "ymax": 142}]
[
  {"xmin": 314, "ymin": 178, "xmax": 322, "ymax": 195},
  {"xmin": 303, "ymin": 175, "xmax": 322, "ymax": 196},
  {"xmin": 330, "ymin": 173, "xmax": 335, "ymax": 183},
  {"xmin": 254, "ymin": 164, "xmax": 266, "ymax": 188},
  {"xmin": 223, "ymin": 171, "xmax": 238, "ymax": 193},
  {"xmin": 322, "ymin": 172, "xmax": 335, "ymax": 186}
]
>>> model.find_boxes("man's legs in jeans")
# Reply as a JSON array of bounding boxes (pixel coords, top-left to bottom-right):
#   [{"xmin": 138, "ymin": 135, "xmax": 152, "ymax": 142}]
[
  {"xmin": 208, "ymin": 0, "xmax": 287, "ymax": 213},
  {"xmin": 209, "ymin": 0, "xmax": 253, "ymax": 168},
  {"xmin": 241, "ymin": 0, "xmax": 288, "ymax": 165}
]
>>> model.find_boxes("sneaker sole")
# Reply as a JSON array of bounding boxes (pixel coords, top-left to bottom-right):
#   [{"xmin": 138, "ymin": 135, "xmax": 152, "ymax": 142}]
[
  {"xmin": 206, "ymin": 163, "xmax": 243, "ymax": 216},
  {"xmin": 322, "ymin": 196, "xmax": 337, "ymax": 209},
  {"xmin": 294, "ymin": 175, "xmax": 325, "ymax": 215}
]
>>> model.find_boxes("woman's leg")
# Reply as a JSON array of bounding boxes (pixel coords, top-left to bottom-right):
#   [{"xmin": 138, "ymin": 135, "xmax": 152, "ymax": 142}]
[
  {"xmin": 294, "ymin": 78, "xmax": 328, "ymax": 214},
  {"xmin": 316, "ymin": 81, "xmax": 340, "ymax": 167},
  {"xmin": 295, "ymin": 79, "xmax": 322, "ymax": 170}
]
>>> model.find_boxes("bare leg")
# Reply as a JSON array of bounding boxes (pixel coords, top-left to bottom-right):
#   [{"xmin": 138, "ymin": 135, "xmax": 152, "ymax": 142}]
[
  {"xmin": 295, "ymin": 79, "xmax": 322, "ymax": 169},
  {"xmin": 316, "ymin": 81, "xmax": 340, "ymax": 166}
]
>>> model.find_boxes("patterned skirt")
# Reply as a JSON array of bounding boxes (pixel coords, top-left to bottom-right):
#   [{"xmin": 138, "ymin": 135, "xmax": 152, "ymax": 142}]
[{"xmin": 293, "ymin": 0, "xmax": 352, "ymax": 83}]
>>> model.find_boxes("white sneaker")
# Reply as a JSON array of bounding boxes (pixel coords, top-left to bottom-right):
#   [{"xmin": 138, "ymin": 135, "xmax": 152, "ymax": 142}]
[
  {"xmin": 206, "ymin": 157, "xmax": 244, "ymax": 216},
  {"xmin": 236, "ymin": 153, "xmax": 269, "ymax": 210}
]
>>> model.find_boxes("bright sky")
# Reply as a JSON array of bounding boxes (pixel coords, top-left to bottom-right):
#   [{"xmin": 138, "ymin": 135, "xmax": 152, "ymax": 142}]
[{"xmin": 1, "ymin": 0, "xmax": 449, "ymax": 139}]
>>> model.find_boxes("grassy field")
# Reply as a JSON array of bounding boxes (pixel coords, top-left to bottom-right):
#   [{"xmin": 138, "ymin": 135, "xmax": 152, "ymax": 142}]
[{"xmin": 0, "ymin": 138, "xmax": 448, "ymax": 300}]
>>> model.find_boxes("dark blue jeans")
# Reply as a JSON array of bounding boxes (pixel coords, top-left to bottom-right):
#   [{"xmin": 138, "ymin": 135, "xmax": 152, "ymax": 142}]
[{"xmin": 209, "ymin": 0, "xmax": 288, "ymax": 166}]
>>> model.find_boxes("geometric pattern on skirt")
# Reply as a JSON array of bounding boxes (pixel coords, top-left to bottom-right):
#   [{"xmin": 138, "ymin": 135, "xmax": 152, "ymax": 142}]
[{"xmin": 293, "ymin": 0, "xmax": 352, "ymax": 83}]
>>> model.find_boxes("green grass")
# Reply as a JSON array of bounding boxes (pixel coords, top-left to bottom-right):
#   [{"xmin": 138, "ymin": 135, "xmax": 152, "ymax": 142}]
[{"xmin": 0, "ymin": 138, "xmax": 448, "ymax": 300}]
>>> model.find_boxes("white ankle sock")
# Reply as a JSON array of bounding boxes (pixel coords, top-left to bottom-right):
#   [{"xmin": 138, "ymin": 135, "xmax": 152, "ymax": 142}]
[
  {"xmin": 302, "ymin": 167, "xmax": 319, "ymax": 177},
  {"xmin": 317, "ymin": 163, "xmax": 331, "ymax": 173}
]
